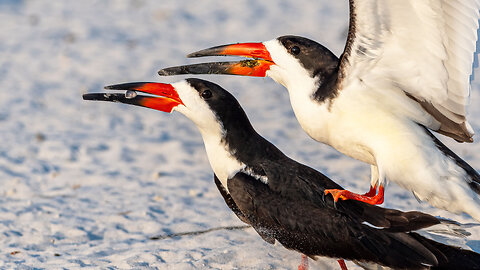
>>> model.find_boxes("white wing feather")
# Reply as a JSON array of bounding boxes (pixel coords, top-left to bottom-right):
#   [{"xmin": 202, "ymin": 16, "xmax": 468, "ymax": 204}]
[{"xmin": 341, "ymin": 0, "xmax": 480, "ymax": 141}]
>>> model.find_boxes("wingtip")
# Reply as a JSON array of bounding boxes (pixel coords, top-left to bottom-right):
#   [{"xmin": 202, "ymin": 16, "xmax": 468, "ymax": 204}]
[{"xmin": 465, "ymin": 121, "xmax": 475, "ymax": 138}]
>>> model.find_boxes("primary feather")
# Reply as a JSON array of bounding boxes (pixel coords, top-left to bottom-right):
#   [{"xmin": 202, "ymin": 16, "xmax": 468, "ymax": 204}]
[{"xmin": 342, "ymin": 0, "xmax": 480, "ymax": 142}]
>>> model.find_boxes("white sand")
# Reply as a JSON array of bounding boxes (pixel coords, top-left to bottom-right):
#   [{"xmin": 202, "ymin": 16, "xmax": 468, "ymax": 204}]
[{"xmin": 0, "ymin": 1, "xmax": 479, "ymax": 269}]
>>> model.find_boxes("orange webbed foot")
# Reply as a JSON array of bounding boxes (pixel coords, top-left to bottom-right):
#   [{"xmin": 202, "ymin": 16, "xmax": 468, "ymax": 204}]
[{"xmin": 324, "ymin": 185, "xmax": 384, "ymax": 205}]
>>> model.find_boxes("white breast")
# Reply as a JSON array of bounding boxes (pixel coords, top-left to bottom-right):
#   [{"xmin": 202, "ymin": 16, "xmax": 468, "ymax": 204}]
[{"xmin": 200, "ymin": 130, "xmax": 246, "ymax": 192}]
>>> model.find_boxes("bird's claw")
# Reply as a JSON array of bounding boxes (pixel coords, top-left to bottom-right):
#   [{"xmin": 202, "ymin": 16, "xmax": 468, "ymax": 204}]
[
  {"xmin": 324, "ymin": 185, "xmax": 385, "ymax": 205},
  {"xmin": 324, "ymin": 189, "xmax": 349, "ymax": 202}
]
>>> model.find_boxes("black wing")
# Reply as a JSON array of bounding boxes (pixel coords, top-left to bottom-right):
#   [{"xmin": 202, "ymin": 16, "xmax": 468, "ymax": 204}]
[
  {"xmin": 213, "ymin": 174, "xmax": 275, "ymax": 244},
  {"xmin": 227, "ymin": 172, "xmax": 440, "ymax": 268},
  {"xmin": 259, "ymin": 158, "xmax": 440, "ymax": 232}
]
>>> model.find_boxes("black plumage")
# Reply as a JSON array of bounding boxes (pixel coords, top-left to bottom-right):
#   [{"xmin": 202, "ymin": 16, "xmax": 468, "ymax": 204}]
[
  {"xmin": 184, "ymin": 78, "xmax": 480, "ymax": 269},
  {"xmin": 84, "ymin": 78, "xmax": 480, "ymax": 269}
]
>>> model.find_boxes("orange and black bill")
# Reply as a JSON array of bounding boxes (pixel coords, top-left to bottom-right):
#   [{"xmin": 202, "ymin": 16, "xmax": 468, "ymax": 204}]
[
  {"xmin": 82, "ymin": 82, "xmax": 183, "ymax": 113},
  {"xmin": 158, "ymin": 42, "xmax": 274, "ymax": 77},
  {"xmin": 187, "ymin": 42, "xmax": 273, "ymax": 60},
  {"xmin": 158, "ymin": 60, "xmax": 272, "ymax": 77}
]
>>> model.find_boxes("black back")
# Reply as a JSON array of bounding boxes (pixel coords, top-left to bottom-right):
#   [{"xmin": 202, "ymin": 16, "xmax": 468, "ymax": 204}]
[{"xmin": 185, "ymin": 78, "xmax": 480, "ymax": 268}]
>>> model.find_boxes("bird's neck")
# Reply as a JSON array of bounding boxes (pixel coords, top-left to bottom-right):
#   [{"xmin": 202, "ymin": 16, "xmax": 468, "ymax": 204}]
[
  {"xmin": 279, "ymin": 63, "xmax": 340, "ymax": 107},
  {"xmin": 223, "ymin": 119, "xmax": 284, "ymax": 164},
  {"xmin": 198, "ymin": 118, "xmax": 283, "ymax": 190},
  {"xmin": 284, "ymin": 69, "xmax": 339, "ymax": 145},
  {"xmin": 198, "ymin": 127, "xmax": 245, "ymax": 190},
  {"xmin": 285, "ymin": 71, "xmax": 337, "ymax": 113},
  {"xmin": 311, "ymin": 66, "xmax": 340, "ymax": 103}
]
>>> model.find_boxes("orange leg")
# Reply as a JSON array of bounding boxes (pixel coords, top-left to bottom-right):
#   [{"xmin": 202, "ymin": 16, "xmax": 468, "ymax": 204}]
[
  {"xmin": 363, "ymin": 184, "xmax": 377, "ymax": 197},
  {"xmin": 324, "ymin": 184, "xmax": 384, "ymax": 205},
  {"xmin": 337, "ymin": 259, "xmax": 348, "ymax": 270},
  {"xmin": 298, "ymin": 254, "xmax": 309, "ymax": 270}
]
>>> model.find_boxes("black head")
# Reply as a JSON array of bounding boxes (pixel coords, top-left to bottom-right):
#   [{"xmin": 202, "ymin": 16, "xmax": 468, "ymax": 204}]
[
  {"xmin": 182, "ymin": 78, "xmax": 255, "ymax": 135},
  {"xmin": 183, "ymin": 78, "xmax": 281, "ymax": 165},
  {"xmin": 276, "ymin": 35, "xmax": 339, "ymax": 79},
  {"xmin": 156, "ymin": 36, "xmax": 341, "ymax": 102}
]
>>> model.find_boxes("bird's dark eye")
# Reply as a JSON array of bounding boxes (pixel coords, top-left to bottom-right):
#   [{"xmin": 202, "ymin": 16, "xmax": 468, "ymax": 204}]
[
  {"xmin": 290, "ymin": 46, "xmax": 300, "ymax": 55},
  {"xmin": 201, "ymin": 89, "xmax": 212, "ymax": 99}
]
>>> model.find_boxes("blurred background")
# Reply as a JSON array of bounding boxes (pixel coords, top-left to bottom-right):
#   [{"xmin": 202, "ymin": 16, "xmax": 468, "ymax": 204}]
[{"xmin": 0, "ymin": 1, "xmax": 478, "ymax": 269}]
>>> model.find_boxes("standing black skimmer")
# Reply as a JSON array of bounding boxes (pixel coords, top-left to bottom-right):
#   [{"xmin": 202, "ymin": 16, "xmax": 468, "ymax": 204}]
[
  {"xmin": 83, "ymin": 78, "xmax": 480, "ymax": 270},
  {"xmin": 157, "ymin": 1, "xmax": 480, "ymax": 221}
]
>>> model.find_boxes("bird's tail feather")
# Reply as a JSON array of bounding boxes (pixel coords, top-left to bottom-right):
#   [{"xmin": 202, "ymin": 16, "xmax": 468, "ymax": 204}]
[
  {"xmin": 409, "ymin": 232, "xmax": 480, "ymax": 270},
  {"xmin": 423, "ymin": 218, "xmax": 477, "ymax": 238},
  {"xmin": 425, "ymin": 127, "xmax": 480, "ymax": 195}
]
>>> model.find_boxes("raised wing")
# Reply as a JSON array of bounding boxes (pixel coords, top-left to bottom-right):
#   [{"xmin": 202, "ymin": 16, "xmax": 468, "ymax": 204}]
[{"xmin": 340, "ymin": 0, "xmax": 480, "ymax": 142}]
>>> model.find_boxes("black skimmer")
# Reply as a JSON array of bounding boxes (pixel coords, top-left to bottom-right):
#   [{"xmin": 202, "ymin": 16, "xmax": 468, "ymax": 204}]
[
  {"xmin": 157, "ymin": 1, "xmax": 480, "ymax": 221},
  {"xmin": 83, "ymin": 78, "xmax": 480, "ymax": 270}
]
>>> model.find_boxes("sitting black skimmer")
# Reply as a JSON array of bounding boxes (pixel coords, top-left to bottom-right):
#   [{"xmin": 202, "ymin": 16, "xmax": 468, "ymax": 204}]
[
  {"xmin": 83, "ymin": 78, "xmax": 480, "ymax": 270},
  {"xmin": 157, "ymin": 1, "xmax": 480, "ymax": 221}
]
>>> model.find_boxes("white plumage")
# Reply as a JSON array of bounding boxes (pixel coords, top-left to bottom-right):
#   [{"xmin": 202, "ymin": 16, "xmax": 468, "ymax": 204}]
[
  {"xmin": 172, "ymin": 81, "xmax": 246, "ymax": 191},
  {"xmin": 342, "ymin": 0, "xmax": 480, "ymax": 140},
  {"xmin": 256, "ymin": 0, "xmax": 480, "ymax": 220},
  {"xmin": 157, "ymin": 0, "xmax": 480, "ymax": 220}
]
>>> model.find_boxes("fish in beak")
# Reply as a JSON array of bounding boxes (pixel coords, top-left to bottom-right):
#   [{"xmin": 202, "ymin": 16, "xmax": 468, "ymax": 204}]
[{"xmin": 82, "ymin": 82, "xmax": 184, "ymax": 113}]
